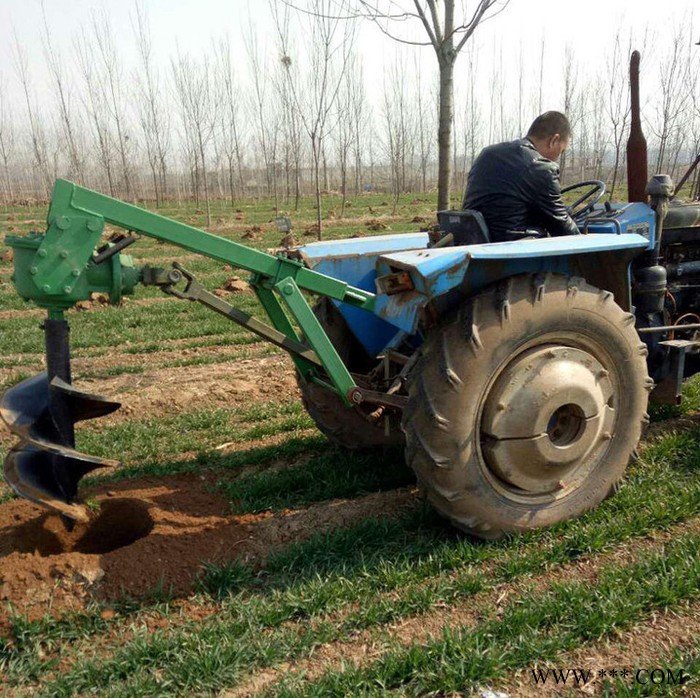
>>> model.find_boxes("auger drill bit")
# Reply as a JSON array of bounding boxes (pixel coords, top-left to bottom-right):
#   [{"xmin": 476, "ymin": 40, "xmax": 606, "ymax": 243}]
[{"xmin": 1, "ymin": 315, "xmax": 121, "ymax": 523}]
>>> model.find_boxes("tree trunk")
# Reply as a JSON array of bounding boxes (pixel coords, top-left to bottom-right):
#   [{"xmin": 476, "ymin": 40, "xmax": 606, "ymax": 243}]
[
  {"xmin": 312, "ymin": 135, "xmax": 323, "ymax": 239},
  {"xmin": 437, "ymin": 56, "xmax": 455, "ymax": 211}
]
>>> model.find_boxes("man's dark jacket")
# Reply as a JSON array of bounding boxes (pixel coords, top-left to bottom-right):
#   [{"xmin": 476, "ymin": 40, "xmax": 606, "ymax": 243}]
[{"xmin": 462, "ymin": 138, "xmax": 579, "ymax": 240}]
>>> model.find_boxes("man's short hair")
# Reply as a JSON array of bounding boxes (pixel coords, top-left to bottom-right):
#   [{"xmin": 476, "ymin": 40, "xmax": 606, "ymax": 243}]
[{"xmin": 527, "ymin": 111, "xmax": 571, "ymax": 141}]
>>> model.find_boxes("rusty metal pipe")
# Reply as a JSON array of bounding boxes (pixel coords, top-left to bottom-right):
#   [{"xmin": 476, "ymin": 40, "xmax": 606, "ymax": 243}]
[{"xmin": 627, "ymin": 51, "xmax": 648, "ymax": 203}]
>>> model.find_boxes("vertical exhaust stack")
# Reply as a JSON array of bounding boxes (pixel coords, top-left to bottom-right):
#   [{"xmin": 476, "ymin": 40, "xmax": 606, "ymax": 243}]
[{"xmin": 627, "ymin": 50, "xmax": 648, "ymax": 202}]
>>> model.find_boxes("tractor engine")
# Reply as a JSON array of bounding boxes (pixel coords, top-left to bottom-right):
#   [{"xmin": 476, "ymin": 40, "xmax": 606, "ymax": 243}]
[{"xmin": 662, "ymin": 214, "xmax": 700, "ymax": 318}]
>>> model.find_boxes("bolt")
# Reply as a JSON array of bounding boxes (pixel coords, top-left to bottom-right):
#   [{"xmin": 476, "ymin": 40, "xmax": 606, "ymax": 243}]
[
  {"xmin": 598, "ymin": 369, "xmax": 609, "ymax": 378},
  {"xmin": 87, "ymin": 218, "xmax": 100, "ymax": 232},
  {"xmin": 29, "ymin": 266, "xmax": 38, "ymax": 275},
  {"xmin": 602, "ymin": 432, "xmax": 612, "ymax": 440},
  {"xmin": 56, "ymin": 216, "xmax": 71, "ymax": 231},
  {"xmin": 42, "ymin": 284, "xmax": 50, "ymax": 293},
  {"xmin": 167, "ymin": 270, "xmax": 182, "ymax": 283},
  {"xmin": 63, "ymin": 286, "xmax": 72, "ymax": 294},
  {"xmin": 38, "ymin": 249, "xmax": 47, "ymax": 258},
  {"xmin": 71, "ymin": 269, "xmax": 80, "ymax": 277},
  {"xmin": 60, "ymin": 250, "xmax": 69, "ymax": 259},
  {"xmin": 282, "ymin": 284, "xmax": 294, "ymax": 296},
  {"xmin": 546, "ymin": 349, "xmax": 556, "ymax": 359},
  {"xmin": 348, "ymin": 388, "xmax": 363, "ymax": 405},
  {"xmin": 496, "ymin": 402, "xmax": 506, "ymax": 412}
]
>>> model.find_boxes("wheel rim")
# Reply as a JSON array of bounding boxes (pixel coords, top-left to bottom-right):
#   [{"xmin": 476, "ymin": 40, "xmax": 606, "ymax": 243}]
[{"xmin": 480, "ymin": 345, "xmax": 616, "ymax": 496}]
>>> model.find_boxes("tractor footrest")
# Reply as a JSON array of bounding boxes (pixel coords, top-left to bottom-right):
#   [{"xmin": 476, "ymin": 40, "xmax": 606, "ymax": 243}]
[{"xmin": 652, "ymin": 339, "xmax": 698, "ymax": 405}]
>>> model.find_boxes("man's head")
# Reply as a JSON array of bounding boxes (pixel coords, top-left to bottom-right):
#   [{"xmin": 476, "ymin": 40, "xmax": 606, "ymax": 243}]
[{"xmin": 526, "ymin": 111, "xmax": 571, "ymax": 161}]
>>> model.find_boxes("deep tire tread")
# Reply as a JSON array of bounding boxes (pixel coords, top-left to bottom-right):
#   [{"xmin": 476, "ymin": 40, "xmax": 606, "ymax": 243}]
[{"xmin": 402, "ymin": 274, "xmax": 649, "ymax": 539}]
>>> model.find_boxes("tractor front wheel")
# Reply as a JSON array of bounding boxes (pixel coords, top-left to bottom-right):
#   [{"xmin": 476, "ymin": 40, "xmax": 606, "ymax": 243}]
[{"xmin": 402, "ymin": 274, "xmax": 651, "ymax": 539}]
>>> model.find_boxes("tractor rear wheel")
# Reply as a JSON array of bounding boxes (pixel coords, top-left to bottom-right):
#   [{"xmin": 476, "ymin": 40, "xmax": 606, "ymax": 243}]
[
  {"xmin": 297, "ymin": 298, "xmax": 404, "ymax": 450},
  {"xmin": 402, "ymin": 274, "xmax": 651, "ymax": 539}
]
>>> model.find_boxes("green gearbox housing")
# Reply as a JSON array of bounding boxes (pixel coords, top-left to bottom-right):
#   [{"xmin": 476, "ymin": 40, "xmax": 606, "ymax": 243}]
[{"xmin": 7, "ymin": 232, "xmax": 140, "ymax": 311}]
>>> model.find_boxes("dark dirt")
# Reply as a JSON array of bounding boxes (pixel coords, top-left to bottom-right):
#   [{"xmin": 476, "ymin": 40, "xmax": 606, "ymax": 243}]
[
  {"xmin": 0, "ymin": 474, "xmax": 254, "ymax": 632},
  {"xmin": 0, "ymin": 471, "xmax": 417, "ymax": 635}
]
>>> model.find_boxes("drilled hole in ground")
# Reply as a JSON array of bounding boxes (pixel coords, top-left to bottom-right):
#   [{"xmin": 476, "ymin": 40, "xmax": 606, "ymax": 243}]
[
  {"xmin": 73, "ymin": 499, "xmax": 154, "ymax": 554},
  {"xmin": 7, "ymin": 499, "xmax": 155, "ymax": 556}
]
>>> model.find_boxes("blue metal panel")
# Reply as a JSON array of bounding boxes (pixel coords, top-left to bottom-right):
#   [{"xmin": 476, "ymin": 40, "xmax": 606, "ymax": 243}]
[
  {"xmin": 375, "ymin": 234, "xmax": 650, "ymax": 334},
  {"xmin": 579, "ymin": 202, "xmax": 656, "ymax": 248},
  {"xmin": 296, "ymin": 232, "xmax": 428, "ymax": 356},
  {"xmin": 297, "ymin": 232, "xmax": 429, "ymax": 266}
]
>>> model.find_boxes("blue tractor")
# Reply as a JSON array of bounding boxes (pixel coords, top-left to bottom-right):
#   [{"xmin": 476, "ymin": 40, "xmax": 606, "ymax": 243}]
[{"xmin": 3, "ymin": 58, "xmax": 700, "ymax": 540}]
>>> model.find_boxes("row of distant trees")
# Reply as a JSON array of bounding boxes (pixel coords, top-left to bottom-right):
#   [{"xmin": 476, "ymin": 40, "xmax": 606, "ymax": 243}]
[{"xmin": 0, "ymin": 3, "xmax": 699, "ymax": 226}]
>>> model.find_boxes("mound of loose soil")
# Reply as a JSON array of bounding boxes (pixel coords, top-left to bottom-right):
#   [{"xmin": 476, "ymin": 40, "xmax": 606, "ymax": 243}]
[
  {"xmin": 0, "ymin": 471, "xmax": 417, "ymax": 635},
  {"xmin": 0, "ymin": 474, "xmax": 256, "ymax": 632}
]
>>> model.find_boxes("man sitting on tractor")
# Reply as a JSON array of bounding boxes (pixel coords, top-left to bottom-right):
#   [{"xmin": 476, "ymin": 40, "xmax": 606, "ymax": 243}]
[{"xmin": 462, "ymin": 111, "xmax": 579, "ymax": 242}]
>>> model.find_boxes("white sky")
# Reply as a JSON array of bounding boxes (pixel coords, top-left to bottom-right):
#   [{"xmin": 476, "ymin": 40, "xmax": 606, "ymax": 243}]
[{"xmin": 0, "ymin": 0, "xmax": 698, "ymax": 131}]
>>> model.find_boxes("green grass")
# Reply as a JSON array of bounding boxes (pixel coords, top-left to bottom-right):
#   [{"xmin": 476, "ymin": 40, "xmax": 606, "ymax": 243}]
[
  {"xmin": 2, "ymin": 193, "xmax": 700, "ymax": 696},
  {"xmin": 76, "ymin": 400, "xmax": 315, "ymax": 467},
  {"xmin": 271, "ymin": 532, "xmax": 700, "ymax": 697},
  {"xmin": 5, "ymin": 421, "xmax": 698, "ymax": 695},
  {"xmin": 602, "ymin": 644, "xmax": 699, "ymax": 696}
]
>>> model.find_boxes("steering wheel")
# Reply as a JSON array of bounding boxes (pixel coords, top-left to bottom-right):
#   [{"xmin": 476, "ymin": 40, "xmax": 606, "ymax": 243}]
[{"xmin": 561, "ymin": 180, "xmax": 606, "ymax": 221}]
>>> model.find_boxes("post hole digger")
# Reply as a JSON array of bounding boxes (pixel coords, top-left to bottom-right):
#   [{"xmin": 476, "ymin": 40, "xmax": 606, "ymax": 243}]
[{"xmin": 5, "ymin": 56, "xmax": 700, "ymax": 539}]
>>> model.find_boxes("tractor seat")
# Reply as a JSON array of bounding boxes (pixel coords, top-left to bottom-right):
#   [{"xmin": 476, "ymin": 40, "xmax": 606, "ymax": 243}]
[{"xmin": 436, "ymin": 210, "xmax": 491, "ymax": 246}]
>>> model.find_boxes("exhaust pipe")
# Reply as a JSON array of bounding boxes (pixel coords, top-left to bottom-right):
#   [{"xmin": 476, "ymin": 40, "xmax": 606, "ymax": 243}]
[{"xmin": 627, "ymin": 50, "xmax": 648, "ymax": 203}]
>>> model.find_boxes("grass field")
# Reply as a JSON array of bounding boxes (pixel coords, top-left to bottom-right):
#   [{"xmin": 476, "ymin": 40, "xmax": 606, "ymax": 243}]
[{"xmin": 0, "ymin": 191, "xmax": 699, "ymax": 697}]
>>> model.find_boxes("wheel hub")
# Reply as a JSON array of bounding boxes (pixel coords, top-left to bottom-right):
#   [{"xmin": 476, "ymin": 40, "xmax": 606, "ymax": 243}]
[{"xmin": 481, "ymin": 346, "xmax": 615, "ymax": 494}]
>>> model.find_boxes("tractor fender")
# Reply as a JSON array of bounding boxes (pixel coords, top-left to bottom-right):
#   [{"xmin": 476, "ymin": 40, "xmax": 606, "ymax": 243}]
[{"xmin": 375, "ymin": 233, "xmax": 650, "ymax": 334}]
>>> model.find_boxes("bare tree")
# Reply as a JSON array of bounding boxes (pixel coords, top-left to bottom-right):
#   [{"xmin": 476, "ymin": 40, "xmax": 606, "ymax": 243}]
[
  {"xmin": 215, "ymin": 36, "xmax": 246, "ymax": 208},
  {"xmin": 464, "ymin": 40, "xmax": 481, "ymax": 168},
  {"xmin": 381, "ymin": 52, "xmax": 416, "ymax": 214},
  {"xmin": 0, "ymin": 73, "xmax": 15, "ymax": 203},
  {"xmin": 414, "ymin": 55, "xmax": 435, "ymax": 193},
  {"xmin": 651, "ymin": 24, "xmax": 691, "ymax": 174},
  {"xmin": 605, "ymin": 31, "xmax": 632, "ymax": 200},
  {"xmin": 91, "ymin": 13, "xmax": 135, "ymax": 199},
  {"xmin": 350, "ymin": 63, "xmax": 370, "ymax": 195},
  {"xmin": 333, "ymin": 51, "xmax": 362, "ymax": 217},
  {"xmin": 172, "ymin": 50, "xmax": 217, "ymax": 225},
  {"xmin": 560, "ymin": 44, "xmax": 579, "ymax": 183},
  {"xmin": 75, "ymin": 30, "xmax": 117, "ymax": 196},
  {"xmin": 689, "ymin": 40, "xmax": 700, "ymax": 198},
  {"xmin": 274, "ymin": 0, "xmax": 356, "ymax": 237},
  {"xmin": 12, "ymin": 35, "xmax": 51, "ymax": 198},
  {"xmin": 245, "ymin": 19, "xmax": 279, "ymax": 203},
  {"xmin": 537, "ymin": 33, "xmax": 545, "ymax": 115},
  {"xmin": 588, "ymin": 79, "xmax": 609, "ymax": 181},
  {"xmin": 354, "ymin": 0, "xmax": 510, "ymax": 210},
  {"xmin": 277, "ymin": 55, "xmax": 305, "ymax": 210},
  {"xmin": 41, "ymin": 4, "xmax": 84, "ymax": 183},
  {"xmin": 133, "ymin": 2, "xmax": 171, "ymax": 206}
]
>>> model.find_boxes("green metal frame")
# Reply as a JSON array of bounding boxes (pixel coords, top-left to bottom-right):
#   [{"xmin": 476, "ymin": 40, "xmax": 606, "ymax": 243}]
[{"xmin": 7, "ymin": 180, "xmax": 379, "ymax": 406}]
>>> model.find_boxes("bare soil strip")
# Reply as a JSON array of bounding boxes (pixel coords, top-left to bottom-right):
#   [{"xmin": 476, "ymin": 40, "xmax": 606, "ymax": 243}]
[
  {"xmin": 0, "ymin": 474, "xmax": 417, "ymax": 634},
  {"xmin": 502, "ymin": 601, "xmax": 700, "ymax": 696},
  {"xmin": 0, "ymin": 287, "xmax": 252, "ymax": 320},
  {"xmin": 77, "ymin": 354, "xmax": 299, "ymax": 425},
  {"xmin": 225, "ymin": 517, "xmax": 700, "ymax": 698},
  {"xmin": 0, "ymin": 355, "xmax": 298, "ymax": 450},
  {"xmin": 0, "ymin": 330, "xmax": 248, "ymax": 365}
]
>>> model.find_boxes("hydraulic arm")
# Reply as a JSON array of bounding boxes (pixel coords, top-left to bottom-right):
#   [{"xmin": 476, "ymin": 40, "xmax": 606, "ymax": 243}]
[{"xmin": 2, "ymin": 180, "xmax": 378, "ymax": 521}]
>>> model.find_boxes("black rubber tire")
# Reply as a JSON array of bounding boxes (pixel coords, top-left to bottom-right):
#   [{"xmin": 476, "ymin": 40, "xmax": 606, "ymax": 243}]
[
  {"xmin": 402, "ymin": 274, "xmax": 652, "ymax": 539},
  {"xmin": 297, "ymin": 298, "xmax": 404, "ymax": 450}
]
